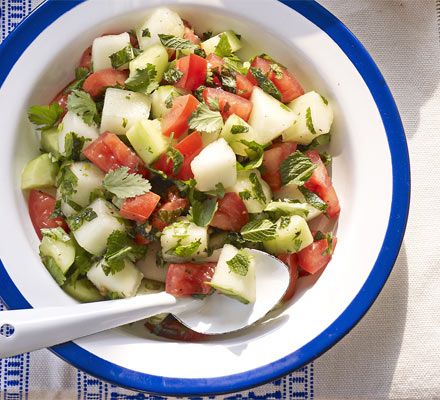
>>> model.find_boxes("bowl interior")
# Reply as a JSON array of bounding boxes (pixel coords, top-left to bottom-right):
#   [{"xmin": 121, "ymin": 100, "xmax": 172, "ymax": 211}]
[{"xmin": 0, "ymin": 0, "xmax": 395, "ymax": 390}]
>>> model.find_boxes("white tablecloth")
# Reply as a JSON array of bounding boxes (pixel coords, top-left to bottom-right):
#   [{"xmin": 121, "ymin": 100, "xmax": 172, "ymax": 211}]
[{"xmin": 1, "ymin": 0, "xmax": 438, "ymax": 398}]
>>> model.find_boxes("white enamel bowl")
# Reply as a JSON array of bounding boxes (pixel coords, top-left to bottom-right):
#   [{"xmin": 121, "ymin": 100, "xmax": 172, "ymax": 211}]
[{"xmin": 0, "ymin": 0, "xmax": 409, "ymax": 395}]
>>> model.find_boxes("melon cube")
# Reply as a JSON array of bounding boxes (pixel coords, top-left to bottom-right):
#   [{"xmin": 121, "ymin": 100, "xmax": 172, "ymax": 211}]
[{"xmin": 91, "ymin": 32, "xmax": 131, "ymax": 72}]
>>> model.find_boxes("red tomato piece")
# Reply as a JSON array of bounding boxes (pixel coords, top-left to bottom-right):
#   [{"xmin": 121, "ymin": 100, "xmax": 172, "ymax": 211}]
[
  {"xmin": 175, "ymin": 54, "xmax": 208, "ymax": 91},
  {"xmin": 206, "ymin": 53, "xmax": 224, "ymax": 73},
  {"xmin": 153, "ymin": 131, "xmax": 203, "ymax": 180},
  {"xmin": 150, "ymin": 191, "xmax": 188, "ymax": 232},
  {"xmin": 298, "ymin": 236, "xmax": 337, "ymax": 274},
  {"xmin": 28, "ymin": 190, "xmax": 69, "ymax": 240},
  {"xmin": 79, "ymin": 45, "xmax": 92, "ymax": 70},
  {"xmin": 183, "ymin": 25, "xmax": 202, "ymax": 46},
  {"xmin": 161, "ymin": 94, "xmax": 199, "ymax": 138},
  {"xmin": 166, "ymin": 263, "xmax": 216, "ymax": 297},
  {"xmin": 83, "ymin": 131, "xmax": 149, "ymax": 177},
  {"xmin": 119, "ymin": 192, "xmax": 161, "ymax": 223},
  {"xmin": 210, "ymin": 192, "xmax": 249, "ymax": 232},
  {"xmin": 261, "ymin": 141, "xmax": 298, "ymax": 191},
  {"xmin": 304, "ymin": 150, "xmax": 340, "ymax": 218},
  {"xmin": 134, "ymin": 233, "xmax": 150, "ymax": 245},
  {"xmin": 246, "ymin": 57, "xmax": 304, "ymax": 103},
  {"xmin": 236, "ymin": 73, "xmax": 254, "ymax": 99},
  {"xmin": 278, "ymin": 253, "xmax": 299, "ymax": 302},
  {"xmin": 82, "ymin": 69, "xmax": 129, "ymax": 98},
  {"xmin": 144, "ymin": 315, "xmax": 207, "ymax": 342},
  {"xmin": 203, "ymin": 87, "xmax": 253, "ymax": 122}
]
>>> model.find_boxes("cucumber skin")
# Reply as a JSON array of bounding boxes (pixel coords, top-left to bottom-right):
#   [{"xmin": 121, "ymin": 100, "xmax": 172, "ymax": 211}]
[
  {"xmin": 39, "ymin": 235, "xmax": 75, "ymax": 274},
  {"xmin": 63, "ymin": 278, "xmax": 104, "ymax": 302},
  {"xmin": 21, "ymin": 153, "xmax": 59, "ymax": 190},
  {"xmin": 40, "ymin": 128, "xmax": 59, "ymax": 155}
]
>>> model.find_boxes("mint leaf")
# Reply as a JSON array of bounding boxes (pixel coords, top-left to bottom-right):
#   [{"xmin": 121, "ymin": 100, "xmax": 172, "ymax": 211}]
[
  {"xmin": 224, "ymin": 55, "xmax": 248, "ymax": 75},
  {"xmin": 103, "ymin": 167, "xmax": 151, "ymax": 198},
  {"xmin": 124, "ymin": 64, "xmax": 158, "ymax": 94},
  {"xmin": 236, "ymin": 140, "xmax": 265, "ymax": 171},
  {"xmin": 163, "ymin": 68, "xmax": 184, "ymax": 84},
  {"xmin": 66, "ymin": 89, "xmax": 99, "ymax": 126},
  {"xmin": 64, "ymin": 67, "xmax": 89, "ymax": 93},
  {"xmin": 188, "ymin": 102, "xmax": 223, "ymax": 134},
  {"xmin": 188, "ymin": 197, "xmax": 218, "ymax": 227},
  {"xmin": 204, "ymin": 183, "xmax": 226, "ymax": 199},
  {"xmin": 299, "ymin": 133, "xmax": 331, "ymax": 151},
  {"xmin": 305, "ymin": 107, "xmax": 316, "ymax": 134},
  {"xmin": 109, "ymin": 44, "xmax": 137, "ymax": 69},
  {"xmin": 298, "ymin": 186, "xmax": 328, "ymax": 214},
  {"xmin": 158, "ymin": 34, "xmax": 199, "ymax": 50},
  {"xmin": 28, "ymin": 102, "xmax": 63, "ymax": 130},
  {"xmin": 41, "ymin": 227, "xmax": 71, "ymax": 242},
  {"xmin": 142, "ymin": 28, "xmax": 151, "ymax": 37},
  {"xmin": 214, "ymin": 33, "xmax": 232, "ymax": 58},
  {"xmin": 240, "ymin": 219, "xmax": 277, "ymax": 242},
  {"xmin": 66, "ymin": 207, "xmax": 98, "ymax": 232},
  {"xmin": 226, "ymin": 249, "xmax": 252, "ymax": 276},
  {"xmin": 320, "ymin": 152, "xmax": 332, "ymax": 166},
  {"xmin": 249, "ymin": 172, "xmax": 266, "ymax": 204},
  {"xmin": 64, "ymin": 132, "xmax": 89, "ymax": 162},
  {"xmin": 280, "ymin": 150, "xmax": 317, "ymax": 186},
  {"xmin": 167, "ymin": 239, "xmax": 201, "ymax": 257},
  {"xmin": 314, "ymin": 231, "xmax": 334, "ymax": 255},
  {"xmin": 231, "ymin": 125, "xmax": 249, "ymax": 135},
  {"xmin": 250, "ymin": 67, "xmax": 281, "ymax": 101}
]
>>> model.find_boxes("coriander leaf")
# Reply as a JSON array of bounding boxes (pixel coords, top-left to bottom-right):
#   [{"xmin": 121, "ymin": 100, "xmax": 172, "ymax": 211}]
[
  {"xmin": 167, "ymin": 239, "xmax": 201, "ymax": 257},
  {"xmin": 124, "ymin": 64, "xmax": 158, "ymax": 94},
  {"xmin": 226, "ymin": 249, "xmax": 252, "ymax": 276},
  {"xmin": 67, "ymin": 237, "xmax": 94, "ymax": 286},
  {"xmin": 194, "ymin": 47, "xmax": 206, "ymax": 58},
  {"xmin": 279, "ymin": 215, "xmax": 291, "ymax": 229},
  {"xmin": 298, "ymin": 186, "xmax": 328, "ymax": 214},
  {"xmin": 305, "ymin": 107, "xmax": 316, "ymax": 134},
  {"xmin": 158, "ymin": 34, "xmax": 199, "ymax": 50},
  {"xmin": 66, "ymin": 207, "xmax": 98, "ymax": 232},
  {"xmin": 250, "ymin": 67, "xmax": 282, "ymax": 101},
  {"xmin": 103, "ymin": 167, "xmax": 151, "ymax": 198},
  {"xmin": 194, "ymin": 85, "xmax": 206, "ymax": 102},
  {"xmin": 157, "ymin": 208, "xmax": 183, "ymax": 225},
  {"xmin": 239, "ymin": 190, "xmax": 252, "ymax": 201},
  {"xmin": 41, "ymin": 227, "xmax": 71, "ymax": 242},
  {"xmin": 231, "ymin": 125, "xmax": 249, "ymax": 135},
  {"xmin": 166, "ymin": 146, "xmax": 184, "ymax": 175},
  {"xmin": 28, "ymin": 102, "xmax": 63, "ymax": 130},
  {"xmin": 188, "ymin": 197, "xmax": 218, "ymax": 227},
  {"xmin": 280, "ymin": 150, "xmax": 317, "ymax": 186},
  {"xmin": 220, "ymin": 74, "xmax": 236, "ymax": 93},
  {"xmin": 142, "ymin": 28, "xmax": 151, "ymax": 37},
  {"xmin": 163, "ymin": 68, "xmax": 184, "ymax": 84},
  {"xmin": 66, "ymin": 89, "xmax": 99, "ymax": 126},
  {"xmin": 188, "ymin": 102, "xmax": 223, "ymax": 134},
  {"xmin": 64, "ymin": 132, "xmax": 89, "ymax": 162},
  {"xmin": 202, "ymin": 31, "xmax": 213, "ymax": 41},
  {"xmin": 109, "ymin": 44, "xmax": 136, "ymax": 69},
  {"xmin": 314, "ymin": 231, "xmax": 334, "ymax": 255},
  {"xmin": 204, "ymin": 183, "xmax": 226, "ymax": 199},
  {"xmin": 224, "ymin": 55, "xmax": 248, "ymax": 75},
  {"xmin": 49, "ymin": 199, "xmax": 63, "ymax": 220},
  {"xmin": 57, "ymin": 164, "xmax": 81, "ymax": 211},
  {"xmin": 240, "ymin": 219, "xmax": 277, "ymax": 242},
  {"xmin": 237, "ymin": 140, "xmax": 265, "ymax": 171},
  {"xmin": 270, "ymin": 63, "xmax": 284, "ymax": 79},
  {"xmin": 64, "ymin": 67, "xmax": 89, "ymax": 93},
  {"xmin": 249, "ymin": 172, "xmax": 266, "ymax": 204},
  {"xmin": 214, "ymin": 33, "xmax": 232, "ymax": 58},
  {"xmin": 207, "ymin": 97, "xmax": 220, "ymax": 112}
]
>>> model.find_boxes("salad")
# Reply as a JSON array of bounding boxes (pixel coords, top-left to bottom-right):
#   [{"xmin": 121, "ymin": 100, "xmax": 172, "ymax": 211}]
[{"xmin": 21, "ymin": 7, "xmax": 340, "ymax": 341}]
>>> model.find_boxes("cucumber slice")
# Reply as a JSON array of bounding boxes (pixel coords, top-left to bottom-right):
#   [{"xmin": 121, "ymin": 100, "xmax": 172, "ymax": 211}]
[
  {"xmin": 191, "ymin": 138, "xmax": 237, "ymax": 192},
  {"xmin": 129, "ymin": 43, "xmax": 169, "ymax": 83},
  {"xmin": 100, "ymin": 88, "xmax": 152, "ymax": 136},
  {"xmin": 208, "ymin": 244, "xmax": 256, "ymax": 304},
  {"xmin": 91, "ymin": 32, "xmax": 131, "ymax": 72},
  {"xmin": 126, "ymin": 118, "xmax": 167, "ymax": 165},
  {"xmin": 87, "ymin": 258, "xmax": 144, "ymax": 298},
  {"xmin": 282, "ymin": 91, "xmax": 334, "ymax": 145},
  {"xmin": 227, "ymin": 169, "xmax": 272, "ymax": 213},
  {"xmin": 135, "ymin": 8, "xmax": 184, "ymax": 50},
  {"xmin": 136, "ymin": 278, "xmax": 165, "ymax": 295},
  {"xmin": 72, "ymin": 198, "xmax": 126, "ymax": 255},
  {"xmin": 273, "ymin": 184, "xmax": 322, "ymax": 221},
  {"xmin": 201, "ymin": 30, "xmax": 242, "ymax": 55},
  {"xmin": 21, "ymin": 153, "xmax": 59, "ymax": 190},
  {"xmin": 40, "ymin": 128, "xmax": 59, "ymax": 155},
  {"xmin": 248, "ymin": 87, "xmax": 296, "ymax": 144},
  {"xmin": 161, "ymin": 219, "xmax": 209, "ymax": 262},
  {"xmin": 62, "ymin": 278, "xmax": 104, "ymax": 302},
  {"xmin": 136, "ymin": 241, "xmax": 169, "ymax": 282},
  {"xmin": 39, "ymin": 232, "xmax": 75, "ymax": 274},
  {"xmin": 151, "ymin": 85, "xmax": 184, "ymax": 119},
  {"xmin": 220, "ymin": 114, "xmax": 261, "ymax": 156},
  {"xmin": 263, "ymin": 215, "xmax": 313, "ymax": 256}
]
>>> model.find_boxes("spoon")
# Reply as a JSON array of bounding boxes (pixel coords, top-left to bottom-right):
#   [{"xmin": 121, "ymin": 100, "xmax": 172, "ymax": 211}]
[{"xmin": 0, "ymin": 249, "xmax": 289, "ymax": 358}]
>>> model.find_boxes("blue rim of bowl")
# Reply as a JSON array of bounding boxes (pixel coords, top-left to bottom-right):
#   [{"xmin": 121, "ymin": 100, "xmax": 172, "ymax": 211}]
[{"xmin": 0, "ymin": 0, "xmax": 410, "ymax": 396}]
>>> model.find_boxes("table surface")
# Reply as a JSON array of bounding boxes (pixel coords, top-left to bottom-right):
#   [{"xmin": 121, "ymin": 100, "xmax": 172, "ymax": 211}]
[{"xmin": 1, "ymin": 0, "xmax": 439, "ymax": 399}]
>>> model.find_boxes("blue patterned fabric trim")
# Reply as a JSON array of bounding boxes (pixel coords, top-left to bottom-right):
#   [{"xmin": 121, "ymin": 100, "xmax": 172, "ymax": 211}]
[{"xmin": 1, "ymin": 0, "xmax": 33, "ymax": 42}]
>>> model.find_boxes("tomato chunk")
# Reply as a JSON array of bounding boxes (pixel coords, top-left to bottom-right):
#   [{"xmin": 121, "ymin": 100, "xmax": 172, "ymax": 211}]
[
  {"xmin": 79, "ymin": 45, "xmax": 92, "ymax": 70},
  {"xmin": 203, "ymin": 87, "xmax": 253, "ymax": 121},
  {"xmin": 119, "ymin": 192, "xmax": 161, "ymax": 223},
  {"xmin": 28, "ymin": 190, "xmax": 69, "ymax": 240},
  {"xmin": 83, "ymin": 131, "xmax": 149, "ymax": 177},
  {"xmin": 161, "ymin": 94, "xmax": 199, "ymax": 138},
  {"xmin": 145, "ymin": 314, "xmax": 207, "ymax": 342},
  {"xmin": 247, "ymin": 57, "xmax": 304, "ymax": 103},
  {"xmin": 154, "ymin": 131, "xmax": 203, "ymax": 180},
  {"xmin": 210, "ymin": 192, "xmax": 249, "ymax": 232},
  {"xmin": 298, "ymin": 236, "xmax": 337, "ymax": 274},
  {"xmin": 183, "ymin": 24, "xmax": 202, "ymax": 46},
  {"xmin": 304, "ymin": 150, "xmax": 340, "ymax": 218},
  {"xmin": 261, "ymin": 141, "xmax": 298, "ymax": 191},
  {"xmin": 175, "ymin": 54, "xmax": 208, "ymax": 91},
  {"xmin": 150, "ymin": 191, "xmax": 188, "ymax": 232},
  {"xmin": 166, "ymin": 263, "xmax": 216, "ymax": 296},
  {"xmin": 278, "ymin": 253, "xmax": 298, "ymax": 302},
  {"xmin": 82, "ymin": 69, "xmax": 128, "ymax": 98}
]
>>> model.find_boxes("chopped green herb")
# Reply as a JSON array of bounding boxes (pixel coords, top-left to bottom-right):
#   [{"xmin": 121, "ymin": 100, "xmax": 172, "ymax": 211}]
[
  {"xmin": 249, "ymin": 172, "xmax": 266, "ymax": 204},
  {"xmin": 122, "ymin": 117, "xmax": 128, "ymax": 128},
  {"xmin": 158, "ymin": 34, "xmax": 199, "ymax": 50},
  {"xmin": 280, "ymin": 103, "xmax": 291, "ymax": 112},
  {"xmin": 231, "ymin": 125, "xmax": 249, "ymax": 135},
  {"xmin": 202, "ymin": 31, "xmax": 213, "ymax": 41},
  {"xmin": 319, "ymin": 152, "xmax": 332, "ymax": 166},
  {"xmin": 66, "ymin": 89, "xmax": 99, "ymax": 126},
  {"xmin": 166, "ymin": 146, "xmax": 184, "ymax": 175},
  {"xmin": 28, "ymin": 102, "xmax": 63, "ymax": 131},
  {"xmin": 305, "ymin": 107, "xmax": 316, "ymax": 134},
  {"xmin": 298, "ymin": 186, "xmax": 328, "ymax": 215},
  {"xmin": 63, "ymin": 67, "xmax": 89, "ymax": 93},
  {"xmin": 226, "ymin": 249, "xmax": 252, "ymax": 276},
  {"xmin": 109, "ymin": 44, "xmax": 136, "ymax": 69},
  {"xmin": 41, "ymin": 227, "xmax": 71, "ymax": 242},
  {"xmin": 188, "ymin": 102, "xmax": 223, "ymax": 134},
  {"xmin": 66, "ymin": 207, "xmax": 98, "ymax": 232},
  {"xmin": 250, "ymin": 67, "xmax": 282, "ymax": 101},
  {"xmin": 239, "ymin": 190, "xmax": 252, "ymax": 201},
  {"xmin": 204, "ymin": 183, "xmax": 226, "ymax": 198},
  {"xmin": 214, "ymin": 33, "xmax": 232, "ymax": 58},
  {"xmin": 167, "ymin": 239, "xmax": 201, "ymax": 257},
  {"xmin": 142, "ymin": 28, "xmax": 151, "ymax": 37},
  {"xmin": 270, "ymin": 63, "xmax": 283, "ymax": 79},
  {"xmin": 163, "ymin": 68, "xmax": 184, "ymax": 84},
  {"xmin": 124, "ymin": 64, "xmax": 158, "ymax": 94},
  {"xmin": 279, "ymin": 150, "xmax": 317, "ymax": 186},
  {"xmin": 188, "ymin": 197, "xmax": 218, "ymax": 227},
  {"xmin": 240, "ymin": 219, "xmax": 277, "ymax": 242},
  {"xmin": 321, "ymin": 95, "xmax": 329, "ymax": 105},
  {"xmin": 103, "ymin": 167, "xmax": 151, "ymax": 199},
  {"xmin": 64, "ymin": 132, "xmax": 89, "ymax": 162}
]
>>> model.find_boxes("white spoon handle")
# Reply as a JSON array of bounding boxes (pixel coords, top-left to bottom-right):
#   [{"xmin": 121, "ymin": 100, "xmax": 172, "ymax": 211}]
[{"xmin": 0, "ymin": 292, "xmax": 190, "ymax": 358}]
